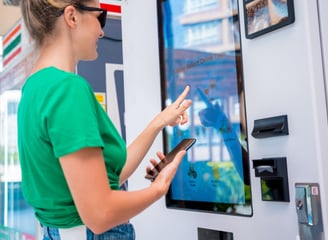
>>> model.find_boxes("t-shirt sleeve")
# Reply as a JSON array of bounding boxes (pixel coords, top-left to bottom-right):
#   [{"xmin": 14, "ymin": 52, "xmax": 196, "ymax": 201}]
[{"xmin": 44, "ymin": 75, "xmax": 104, "ymax": 158}]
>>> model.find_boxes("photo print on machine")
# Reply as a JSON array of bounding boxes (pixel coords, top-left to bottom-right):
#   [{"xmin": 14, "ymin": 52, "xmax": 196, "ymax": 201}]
[{"xmin": 244, "ymin": 0, "xmax": 295, "ymax": 39}]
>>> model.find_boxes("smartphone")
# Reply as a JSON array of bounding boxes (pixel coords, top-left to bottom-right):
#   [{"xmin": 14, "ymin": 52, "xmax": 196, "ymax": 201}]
[{"xmin": 145, "ymin": 138, "xmax": 196, "ymax": 181}]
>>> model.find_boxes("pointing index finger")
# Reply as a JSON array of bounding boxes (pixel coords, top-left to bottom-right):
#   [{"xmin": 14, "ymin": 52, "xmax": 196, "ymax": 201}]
[{"xmin": 174, "ymin": 85, "xmax": 190, "ymax": 107}]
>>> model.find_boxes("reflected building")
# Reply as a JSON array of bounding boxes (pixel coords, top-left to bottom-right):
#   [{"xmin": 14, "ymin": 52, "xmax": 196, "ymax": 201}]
[
  {"xmin": 179, "ymin": 0, "xmax": 239, "ymax": 53},
  {"xmin": 164, "ymin": 0, "xmax": 243, "ymax": 126}
]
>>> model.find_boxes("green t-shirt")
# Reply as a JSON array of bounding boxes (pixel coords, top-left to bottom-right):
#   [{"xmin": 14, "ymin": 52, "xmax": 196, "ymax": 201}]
[{"xmin": 17, "ymin": 67, "xmax": 126, "ymax": 228}]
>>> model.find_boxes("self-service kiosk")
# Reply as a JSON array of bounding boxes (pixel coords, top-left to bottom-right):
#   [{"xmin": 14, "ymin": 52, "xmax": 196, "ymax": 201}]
[{"xmin": 120, "ymin": 0, "xmax": 328, "ymax": 239}]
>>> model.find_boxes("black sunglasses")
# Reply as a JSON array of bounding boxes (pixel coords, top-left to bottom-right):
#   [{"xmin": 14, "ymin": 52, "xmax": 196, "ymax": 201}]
[
  {"xmin": 56, "ymin": 4, "xmax": 107, "ymax": 29},
  {"xmin": 75, "ymin": 5, "xmax": 107, "ymax": 28}
]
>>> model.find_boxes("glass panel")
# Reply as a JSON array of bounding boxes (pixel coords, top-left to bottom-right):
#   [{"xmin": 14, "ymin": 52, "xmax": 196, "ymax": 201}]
[
  {"xmin": 158, "ymin": 0, "xmax": 252, "ymax": 216},
  {"xmin": 0, "ymin": 92, "xmax": 36, "ymax": 238}
]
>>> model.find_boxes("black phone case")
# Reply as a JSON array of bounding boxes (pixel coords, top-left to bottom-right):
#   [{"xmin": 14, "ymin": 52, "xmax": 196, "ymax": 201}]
[{"xmin": 145, "ymin": 138, "xmax": 196, "ymax": 181}]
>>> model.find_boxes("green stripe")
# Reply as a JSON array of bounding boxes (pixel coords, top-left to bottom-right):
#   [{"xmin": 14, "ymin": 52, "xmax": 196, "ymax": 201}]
[{"xmin": 3, "ymin": 34, "xmax": 21, "ymax": 58}]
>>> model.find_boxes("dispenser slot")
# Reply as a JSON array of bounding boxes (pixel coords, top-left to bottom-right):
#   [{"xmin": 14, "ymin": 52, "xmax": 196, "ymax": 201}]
[
  {"xmin": 253, "ymin": 157, "xmax": 289, "ymax": 202},
  {"xmin": 251, "ymin": 115, "xmax": 289, "ymax": 139}
]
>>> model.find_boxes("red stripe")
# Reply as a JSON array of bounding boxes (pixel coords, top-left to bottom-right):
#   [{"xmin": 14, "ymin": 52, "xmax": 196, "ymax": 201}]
[
  {"xmin": 100, "ymin": 3, "xmax": 121, "ymax": 13},
  {"xmin": 3, "ymin": 24, "xmax": 21, "ymax": 46},
  {"xmin": 3, "ymin": 47, "xmax": 22, "ymax": 66}
]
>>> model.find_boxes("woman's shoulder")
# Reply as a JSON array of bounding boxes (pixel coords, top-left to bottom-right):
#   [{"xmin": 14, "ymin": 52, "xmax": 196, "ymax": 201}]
[{"xmin": 27, "ymin": 66, "xmax": 90, "ymax": 89}]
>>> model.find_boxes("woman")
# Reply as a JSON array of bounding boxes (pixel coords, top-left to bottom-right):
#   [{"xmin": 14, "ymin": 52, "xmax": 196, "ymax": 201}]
[{"xmin": 18, "ymin": 0, "xmax": 192, "ymax": 239}]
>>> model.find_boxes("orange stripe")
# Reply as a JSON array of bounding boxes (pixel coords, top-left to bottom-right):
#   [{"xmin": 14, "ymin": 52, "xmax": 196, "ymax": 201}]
[
  {"xmin": 100, "ymin": 3, "xmax": 121, "ymax": 13},
  {"xmin": 3, "ymin": 47, "xmax": 22, "ymax": 66},
  {"xmin": 3, "ymin": 24, "xmax": 21, "ymax": 46}
]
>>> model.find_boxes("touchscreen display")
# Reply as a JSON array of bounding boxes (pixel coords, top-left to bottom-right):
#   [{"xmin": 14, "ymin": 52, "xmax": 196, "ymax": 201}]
[{"xmin": 157, "ymin": 0, "xmax": 252, "ymax": 216}]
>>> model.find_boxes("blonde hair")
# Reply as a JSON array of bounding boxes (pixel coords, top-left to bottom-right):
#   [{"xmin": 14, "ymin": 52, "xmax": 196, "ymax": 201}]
[{"xmin": 20, "ymin": 0, "xmax": 89, "ymax": 46}]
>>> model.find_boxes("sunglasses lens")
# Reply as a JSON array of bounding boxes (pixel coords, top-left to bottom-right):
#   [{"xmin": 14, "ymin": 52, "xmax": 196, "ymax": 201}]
[{"xmin": 98, "ymin": 10, "xmax": 107, "ymax": 28}]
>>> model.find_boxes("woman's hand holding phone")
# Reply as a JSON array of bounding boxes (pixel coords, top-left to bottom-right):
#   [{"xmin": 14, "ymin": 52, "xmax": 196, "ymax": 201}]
[{"xmin": 145, "ymin": 138, "xmax": 196, "ymax": 182}]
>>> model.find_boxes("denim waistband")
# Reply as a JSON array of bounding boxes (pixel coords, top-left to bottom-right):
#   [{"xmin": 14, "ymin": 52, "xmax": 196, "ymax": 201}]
[{"xmin": 42, "ymin": 223, "xmax": 135, "ymax": 240}]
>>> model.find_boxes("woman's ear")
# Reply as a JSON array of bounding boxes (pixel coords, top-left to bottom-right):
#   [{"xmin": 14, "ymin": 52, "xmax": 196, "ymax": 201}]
[{"xmin": 63, "ymin": 5, "xmax": 78, "ymax": 28}]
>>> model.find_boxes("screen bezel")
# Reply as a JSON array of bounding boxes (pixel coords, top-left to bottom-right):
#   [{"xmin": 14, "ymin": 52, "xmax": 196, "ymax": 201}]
[{"xmin": 157, "ymin": 0, "xmax": 253, "ymax": 217}]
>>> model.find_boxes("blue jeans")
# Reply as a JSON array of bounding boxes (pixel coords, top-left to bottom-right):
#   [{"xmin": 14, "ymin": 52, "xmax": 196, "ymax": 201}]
[{"xmin": 42, "ymin": 223, "xmax": 136, "ymax": 240}]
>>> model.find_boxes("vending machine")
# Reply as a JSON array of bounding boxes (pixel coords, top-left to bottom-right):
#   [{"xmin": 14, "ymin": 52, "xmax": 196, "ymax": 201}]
[{"xmin": 121, "ymin": 0, "xmax": 328, "ymax": 239}]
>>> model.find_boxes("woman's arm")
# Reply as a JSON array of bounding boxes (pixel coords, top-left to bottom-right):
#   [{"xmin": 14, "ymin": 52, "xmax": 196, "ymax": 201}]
[
  {"xmin": 120, "ymin": 85, "xmax": 192, "ymax": 184},
  {"xmin": 59, "ymin": 147, "xmax": 186, "ymax": 234}
]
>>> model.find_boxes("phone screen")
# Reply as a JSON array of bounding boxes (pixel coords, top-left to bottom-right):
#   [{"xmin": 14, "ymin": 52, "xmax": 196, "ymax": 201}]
[{"xmin": 145, "ymin": 138, "xmax": 196, "ymax": 181}]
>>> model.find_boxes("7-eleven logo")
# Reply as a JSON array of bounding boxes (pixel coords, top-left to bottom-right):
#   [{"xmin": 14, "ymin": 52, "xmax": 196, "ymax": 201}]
[{"xmin": 3, "ymin": 21, "xmax": 22, "ymax": 67}]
